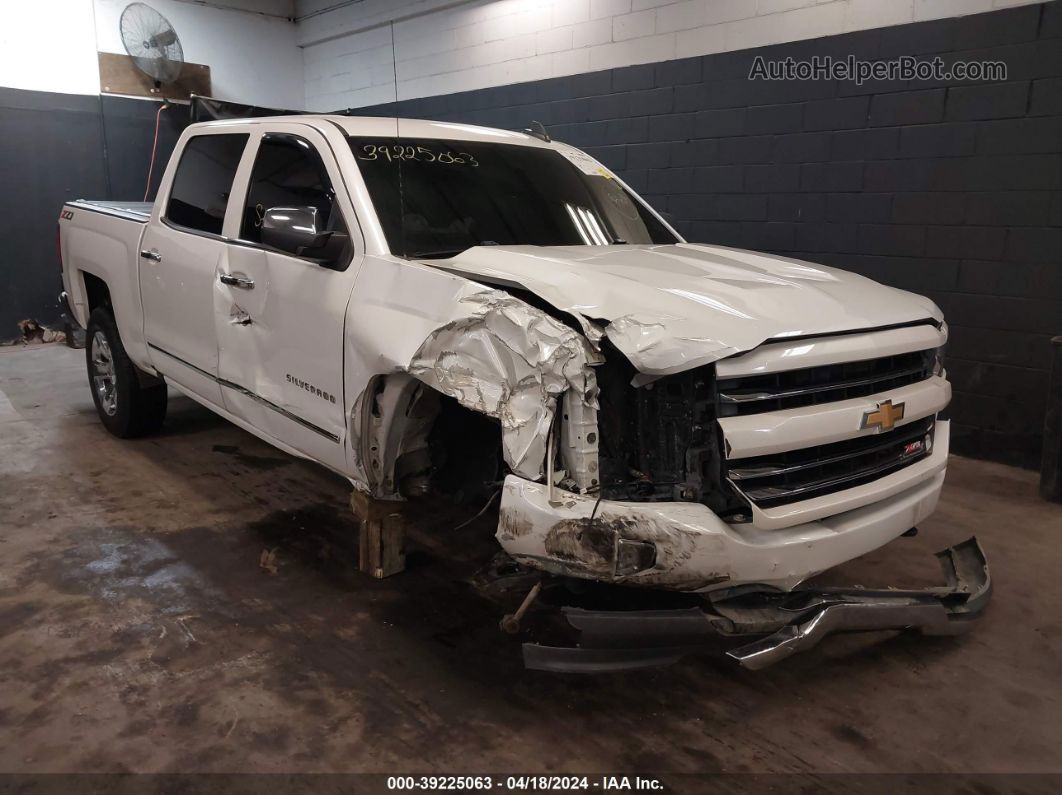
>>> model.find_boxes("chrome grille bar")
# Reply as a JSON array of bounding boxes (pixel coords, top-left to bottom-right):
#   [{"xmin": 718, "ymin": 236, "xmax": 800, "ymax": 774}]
[
  {"xmin": 728, "ymin": 417, "xmax": 935, "ymax": 508},
  {"xmin": 729, "ymin": 421, "xmax": 930, "ymax": 481},
  {"xmin": 717, "ymin": 349, "xmax": 935, "ymax": 417},
  {"xmin": 719, "ymin": 364, "xmax": 929, "ymax": 404}
]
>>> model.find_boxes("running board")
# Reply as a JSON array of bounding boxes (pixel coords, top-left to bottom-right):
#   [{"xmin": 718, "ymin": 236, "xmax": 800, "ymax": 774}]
[{"xmin": 523, "ymin": 537, "xmax": 991, "ymax": 673}]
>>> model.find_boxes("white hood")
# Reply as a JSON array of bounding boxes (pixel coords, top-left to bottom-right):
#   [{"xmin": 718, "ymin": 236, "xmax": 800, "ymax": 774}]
[{"xmin": 423, "ymin": 243, "xmax": 942, "ymax": 375}]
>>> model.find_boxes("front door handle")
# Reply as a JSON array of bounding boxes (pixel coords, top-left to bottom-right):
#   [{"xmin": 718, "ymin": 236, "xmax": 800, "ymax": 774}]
[
  {"xmin": 219, "ymin": 273, "xmax": 255, "ymax": 289},
  {"xmin": 140, "ymin": 250, "xmax": 162, "ymax": 262}
]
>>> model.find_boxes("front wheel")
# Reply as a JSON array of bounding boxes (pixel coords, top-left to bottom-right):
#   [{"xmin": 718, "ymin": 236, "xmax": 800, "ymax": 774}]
[{"xmin": 86, "ymin": 307, "xmax": 167, "ymax": 437}]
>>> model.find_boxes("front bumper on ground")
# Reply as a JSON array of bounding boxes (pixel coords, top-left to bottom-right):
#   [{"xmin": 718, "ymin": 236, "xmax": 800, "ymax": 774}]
[{"xmin": 523, "ymin": 537, "xmax": 991, "ymax": 672}]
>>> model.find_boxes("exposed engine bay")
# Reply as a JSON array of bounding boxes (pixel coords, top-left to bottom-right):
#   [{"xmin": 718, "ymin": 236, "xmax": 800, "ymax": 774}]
[{"xmin": 593, "ymin": 342, "xmax": 748, "ymax": 519}]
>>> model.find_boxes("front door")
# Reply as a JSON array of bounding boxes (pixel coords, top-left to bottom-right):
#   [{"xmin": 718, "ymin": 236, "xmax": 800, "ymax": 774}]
[
  {"xmin": 140, "ymin": 131, "xmax": 249, "ymax": 406},
  {"xmin": 216, "ymin": 125, "xmax": 360, "ymax": 474}
]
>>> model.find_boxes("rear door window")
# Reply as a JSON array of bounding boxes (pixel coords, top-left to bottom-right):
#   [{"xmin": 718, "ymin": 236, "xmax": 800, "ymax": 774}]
[{"xmin": 165, "ymin": 133, "xmax": 249, "ymax": 236}]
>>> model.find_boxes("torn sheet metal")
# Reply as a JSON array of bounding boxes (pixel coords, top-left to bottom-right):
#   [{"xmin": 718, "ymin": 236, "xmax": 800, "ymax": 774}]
[{"xmin": 407, "ymin": 290, "xmax": 598, "ymax": 481}]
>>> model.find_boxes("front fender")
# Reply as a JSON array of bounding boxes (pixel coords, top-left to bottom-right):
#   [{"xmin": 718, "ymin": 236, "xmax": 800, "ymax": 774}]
[{"xmin": 343, "ymin": 256, "xmax": 598, "ymax": 495}]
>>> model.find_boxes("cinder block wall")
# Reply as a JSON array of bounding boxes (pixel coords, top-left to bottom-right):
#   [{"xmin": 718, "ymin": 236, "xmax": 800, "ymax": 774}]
[
  {"xmin": 0, "ymin": 90, "xmax": 187, "ymax": 338},
  {"xmin": 300, "ymin": 0, "xmax": 1047, "ymax": 111},
  {"xmin": 357, "ymin": 2, "xmax": 1062, "ymax": 469}
]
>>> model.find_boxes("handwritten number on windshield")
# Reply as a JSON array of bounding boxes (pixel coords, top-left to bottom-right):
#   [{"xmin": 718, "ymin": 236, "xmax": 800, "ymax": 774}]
[{"xmin": 359, "ymin": 144, "xmax": 479, "ymax": 166}]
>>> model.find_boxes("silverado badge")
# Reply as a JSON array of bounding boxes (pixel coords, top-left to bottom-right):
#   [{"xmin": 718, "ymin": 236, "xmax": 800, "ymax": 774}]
[{"xmin": 860, "ymin": 399, "xmax": 905, "ymax": 432}]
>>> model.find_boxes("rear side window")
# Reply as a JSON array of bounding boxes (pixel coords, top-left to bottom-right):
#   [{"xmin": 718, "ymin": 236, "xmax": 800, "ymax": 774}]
[
  {"xmin": 239, "ymin": 133, "xmax": 346, "ymax": 245},
  {"xmin": 165, "ymin": 133, "xmax": 249, "ymax": 235}
]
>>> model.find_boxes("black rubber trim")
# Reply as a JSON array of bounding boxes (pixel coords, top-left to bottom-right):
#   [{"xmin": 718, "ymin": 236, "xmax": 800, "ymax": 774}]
[{"xmin": 761, "ymin": 318, "xmax": 941, "ymax": 346}]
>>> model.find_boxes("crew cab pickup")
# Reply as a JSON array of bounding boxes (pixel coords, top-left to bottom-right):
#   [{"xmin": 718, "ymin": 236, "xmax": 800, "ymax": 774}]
[{"xmin": 58, "ymin": 115, "xmax": 989, "ymax": 671}]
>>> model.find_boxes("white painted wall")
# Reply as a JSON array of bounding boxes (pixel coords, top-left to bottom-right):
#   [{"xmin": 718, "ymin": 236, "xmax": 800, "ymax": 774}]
[
  {"xmin": 95, "ymin": 0, "xmax": 303, "ymax": 108},
  {"xmin": 298, "ymin": 0, "xmax": 1044, "ymax": 111},
  {"xmin": 0, "ymin": 0, "xmax": 102, "ymax": 95},
  {"xmin": 0, "ymin": 0, "xmax": 303, "ymax": 110}
]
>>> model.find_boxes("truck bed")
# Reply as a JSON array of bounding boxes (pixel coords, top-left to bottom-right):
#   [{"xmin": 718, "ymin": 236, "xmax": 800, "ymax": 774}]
[
  {"xmin": 60, "ymin": 200, "xmax": 154, "ymax": 331},
  {"xmin": 69, "ymin": 200, "xmax": 153, "ymax": 223}
]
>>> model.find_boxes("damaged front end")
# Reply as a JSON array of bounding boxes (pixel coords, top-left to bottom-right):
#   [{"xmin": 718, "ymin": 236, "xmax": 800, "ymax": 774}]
[
  {"xmin": 352, "ymin": 287, "xmax": 601, "ymax": 500},
  {"xmin": 522, "ymin": 537, "xmax": 991, "ymax": 672},
  {"xmin": 348, "ymin": 269, "xmax": 988, "ymax": 670}
]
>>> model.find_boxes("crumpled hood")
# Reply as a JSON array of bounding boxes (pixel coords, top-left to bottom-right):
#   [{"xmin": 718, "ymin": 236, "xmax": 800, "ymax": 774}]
[{"xmin": 423, "ymin": 243, "xmax": 942, "ymax": 375}]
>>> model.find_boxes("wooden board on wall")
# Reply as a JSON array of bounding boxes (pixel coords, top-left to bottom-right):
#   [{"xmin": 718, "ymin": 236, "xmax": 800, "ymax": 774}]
[{"xmin": 98, "ymin": 52, "xmax": 211, "ymax": 101}]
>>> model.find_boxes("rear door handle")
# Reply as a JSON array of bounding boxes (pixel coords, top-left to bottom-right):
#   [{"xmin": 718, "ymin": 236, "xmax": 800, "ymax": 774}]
[
  {"xmin": 140, "ymin": 250, "xmax": 162, "ymax": 262},
  {"xmin": 219, "ymin": 273, "xmax": 255, "ymax": 289}
]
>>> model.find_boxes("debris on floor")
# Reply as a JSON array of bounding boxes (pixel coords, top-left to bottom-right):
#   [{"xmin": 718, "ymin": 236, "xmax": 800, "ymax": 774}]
[
  {"xmin": 259, "ymin": 547, "xmax": 280, "ymax": 575},
  {"xmin": 2, "ymin": 343, "xmax": 1060, "ymax": 776},
  {"xmin": 2, "ymin": 319, "xmax": 67, "ymax": 346}
]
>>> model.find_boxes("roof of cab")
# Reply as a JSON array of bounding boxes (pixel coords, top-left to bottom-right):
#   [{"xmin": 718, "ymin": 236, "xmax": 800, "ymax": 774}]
[{"xmin": 189, "ymin": 115, "xmax": 552, "ymax": 147}]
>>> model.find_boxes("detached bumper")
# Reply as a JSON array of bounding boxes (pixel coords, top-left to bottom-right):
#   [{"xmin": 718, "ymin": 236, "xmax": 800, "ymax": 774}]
[{"xmin": 524, "ymin": 537, "xmax": 991, "ymax": 672}]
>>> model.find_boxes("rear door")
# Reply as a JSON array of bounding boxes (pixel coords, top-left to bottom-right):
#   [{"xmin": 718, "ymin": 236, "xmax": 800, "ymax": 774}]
[
  {"xmin": 140, "ymin": 131, "xmax": 249, "ymax": 405},
  {"xmin": 217, "ymin": 123, "xmax": 362, "ymax": 473}
]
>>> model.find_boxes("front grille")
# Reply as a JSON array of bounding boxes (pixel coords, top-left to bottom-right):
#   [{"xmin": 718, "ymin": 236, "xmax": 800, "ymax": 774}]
[
  {"xmin": 728, "ymin": 417, "xmax": 935, "ymax": 509},
  {"xmin": 717, "ymin": 349, "xmax": 935, "ymax": 417}
]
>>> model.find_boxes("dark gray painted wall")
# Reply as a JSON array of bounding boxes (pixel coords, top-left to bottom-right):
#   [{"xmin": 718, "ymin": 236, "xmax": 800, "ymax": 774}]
[
  {"xmin": 0, "ymin": 88, "xmax": 186, "ymax": 337},
  {"xmin": 359, "ymin": 1, "xmax": 1062, "ymax": 470}
]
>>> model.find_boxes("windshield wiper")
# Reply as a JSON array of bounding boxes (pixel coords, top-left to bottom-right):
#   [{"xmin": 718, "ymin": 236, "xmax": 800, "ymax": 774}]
[
  {"xmin": 406, "ymin": 248, "xmax": 469, "ymax": 259},
  {"xmin": 406, "ymin": 241, "xmax": 501, "ymax": 259}
]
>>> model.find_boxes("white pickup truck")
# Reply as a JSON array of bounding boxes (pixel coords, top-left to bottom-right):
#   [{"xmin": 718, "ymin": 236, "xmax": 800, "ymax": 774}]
[{"xmin": 58, "ymin": 115, "xmax": 989, "ymax": 671}]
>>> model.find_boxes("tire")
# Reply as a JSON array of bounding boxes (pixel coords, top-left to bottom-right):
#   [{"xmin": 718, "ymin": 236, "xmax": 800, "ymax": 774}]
[{"xmin": 86, "ymin": 307, "xmax": 167, "ymax": 438}]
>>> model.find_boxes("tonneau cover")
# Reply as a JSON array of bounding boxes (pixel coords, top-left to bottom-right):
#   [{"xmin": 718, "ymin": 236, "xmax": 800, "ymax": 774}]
[{"xmin": 69, "ymin": 200, "xmax": 153, "ymax": 223}]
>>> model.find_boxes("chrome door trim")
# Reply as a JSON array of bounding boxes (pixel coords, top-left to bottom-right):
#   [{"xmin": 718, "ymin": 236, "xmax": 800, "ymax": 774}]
[{"xmin": 147, "ymin": 343, "xmax": 340, "ymax": 443}]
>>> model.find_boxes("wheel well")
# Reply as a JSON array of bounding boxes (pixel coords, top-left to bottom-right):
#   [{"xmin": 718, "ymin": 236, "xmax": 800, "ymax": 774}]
[
  {"xmin": 360, "ymin": 375, "xmax": 504, "ymax": 503},
  {"xmin": 80, "ymin": 272, "xmax": 161, "ymax": 388},
  {"xmin": 82, "ymin": 272, "xmax": 111, "ymax": 315},
  {"xmin": 426, "ymin": 394, "xmax": 504, "ymax": 504}
]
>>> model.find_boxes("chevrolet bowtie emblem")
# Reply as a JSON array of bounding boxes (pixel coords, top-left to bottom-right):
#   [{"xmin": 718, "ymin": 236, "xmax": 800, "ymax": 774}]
[{"xmin": 861, "ymin": 399, "xmax": 905, "ymax": 432}]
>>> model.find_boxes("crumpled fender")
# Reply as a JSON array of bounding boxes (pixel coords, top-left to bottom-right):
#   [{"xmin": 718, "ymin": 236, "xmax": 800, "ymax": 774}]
[{"xmin": 408, "ymin": 290, "xmax": 598, "ymax": 481}]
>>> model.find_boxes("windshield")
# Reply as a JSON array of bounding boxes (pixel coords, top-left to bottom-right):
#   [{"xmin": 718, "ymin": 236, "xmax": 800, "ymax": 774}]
[{"xmin": 349, "ymin": 136, "xmax": 678, "ymax": 258}]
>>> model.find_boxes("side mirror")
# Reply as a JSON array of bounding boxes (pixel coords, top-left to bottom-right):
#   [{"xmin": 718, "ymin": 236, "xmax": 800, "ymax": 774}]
[{"xmin": 261, "ymin": 206, "xmax": 348, "ymax": 267}]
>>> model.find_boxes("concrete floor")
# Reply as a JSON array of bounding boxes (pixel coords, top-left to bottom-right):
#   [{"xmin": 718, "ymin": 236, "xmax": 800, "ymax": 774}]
[{"xmin": 1, "ymin": 342, "xmax": 1061, "ymax": 778}]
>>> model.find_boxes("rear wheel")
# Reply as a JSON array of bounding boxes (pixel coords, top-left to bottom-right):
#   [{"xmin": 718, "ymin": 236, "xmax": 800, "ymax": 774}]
[{"xmin": 86, "ymin": 307, "xmax": 167, "ymax": 437}]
